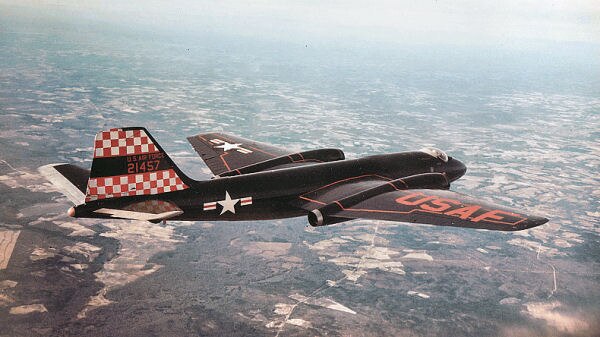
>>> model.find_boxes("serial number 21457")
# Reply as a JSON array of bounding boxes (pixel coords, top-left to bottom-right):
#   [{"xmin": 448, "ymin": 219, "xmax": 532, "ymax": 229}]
[{"xmin": 127, "ymin": 160, "xmax": 161, "ymax": 174}]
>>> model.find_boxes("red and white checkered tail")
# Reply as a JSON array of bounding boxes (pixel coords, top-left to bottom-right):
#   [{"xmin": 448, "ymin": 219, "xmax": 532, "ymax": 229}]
[{"xmin": 85, "ymin": 127, "xmax": 191, "ymax": 202}]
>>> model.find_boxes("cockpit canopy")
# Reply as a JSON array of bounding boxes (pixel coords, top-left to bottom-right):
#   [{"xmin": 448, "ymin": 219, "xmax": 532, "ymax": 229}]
[{"xmin": 419, "ymin": 147, "xmax": 448, "ymax": 162}]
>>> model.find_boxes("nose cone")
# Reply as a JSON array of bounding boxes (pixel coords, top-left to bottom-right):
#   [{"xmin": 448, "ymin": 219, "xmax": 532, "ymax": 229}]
[
  {"xmin": 67, "ymin": 207, "xmax": 76, "ymax": 217},
  {"xmin": 446, "ymin": 158, "xmax": 467, "ymax": 182}
]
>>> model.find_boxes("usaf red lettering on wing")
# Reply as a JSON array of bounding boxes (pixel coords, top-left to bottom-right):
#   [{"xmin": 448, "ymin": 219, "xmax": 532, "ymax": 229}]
[{"xmin": 395, "ymin": 192, "xmax": 526, "ymax": 226}]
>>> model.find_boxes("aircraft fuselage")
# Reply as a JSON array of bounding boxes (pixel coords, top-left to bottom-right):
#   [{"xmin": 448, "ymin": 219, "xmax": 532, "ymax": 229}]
[{"xmin": 73, "ymin": 151, "xmax": 466, "ymax": 222}]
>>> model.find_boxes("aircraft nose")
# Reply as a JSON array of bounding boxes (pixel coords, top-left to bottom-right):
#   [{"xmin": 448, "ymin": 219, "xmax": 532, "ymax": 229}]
[{"xmin": 447, "ymin": 158, "xmax": 467, "ymax": 182}]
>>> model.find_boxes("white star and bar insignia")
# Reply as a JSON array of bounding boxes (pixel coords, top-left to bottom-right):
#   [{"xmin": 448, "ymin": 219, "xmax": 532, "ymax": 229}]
[
  {"xmin": 203, "ymin": 191, "xmax": 253, "ymax": 215},
  {"xmin": 210, "ymin": 139, "xmax": 253, "ymax": 154}
]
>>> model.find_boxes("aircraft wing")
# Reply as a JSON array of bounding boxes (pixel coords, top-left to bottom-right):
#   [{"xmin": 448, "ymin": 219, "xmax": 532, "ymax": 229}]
[
  {"xmin": 187, "ymin": 133, "xmax": 291, "ymax": 175},
  {"xmin": 297, "ymin": 177, "xmax": 548, "ymax": 231},
  {"xmin": 187, "ymin": 132, "xmax": 345, "ymax": 176}
]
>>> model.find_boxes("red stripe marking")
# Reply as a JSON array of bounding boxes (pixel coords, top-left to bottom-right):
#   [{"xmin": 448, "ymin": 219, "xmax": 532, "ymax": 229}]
[
  {"xmin": 396, "ymin": 178, "xmax": 408, "ymax": 188},
  {"xmin": 220, "ymin": 152, "xmax": 231, "ymax": 171},
  {"xmin": 299, "ymin": 196, "xmax": 327, "ymax": 205}
]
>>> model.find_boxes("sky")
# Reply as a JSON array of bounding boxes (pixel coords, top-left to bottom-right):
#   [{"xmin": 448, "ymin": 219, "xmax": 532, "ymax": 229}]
[{"xmin": 2, "ymin": 0, "xmax": 599, "ymax": 47}]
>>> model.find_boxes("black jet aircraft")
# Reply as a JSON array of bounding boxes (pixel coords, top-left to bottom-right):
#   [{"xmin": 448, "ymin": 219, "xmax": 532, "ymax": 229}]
[{"xmin": 40, "ymin": 127, "xmax": 548, "ymax": 231}]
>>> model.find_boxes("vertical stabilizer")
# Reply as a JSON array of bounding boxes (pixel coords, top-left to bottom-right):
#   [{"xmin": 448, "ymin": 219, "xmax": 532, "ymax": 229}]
[{"xmin": 86, "ymin": 127, "xmax": 191, "ymax": 202}]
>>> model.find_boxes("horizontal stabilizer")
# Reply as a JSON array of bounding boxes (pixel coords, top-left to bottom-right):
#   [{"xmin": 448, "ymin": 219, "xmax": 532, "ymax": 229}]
[
  {"xmin": 38, "ymin": 164, "xmax": 88, "ymax": 205},
  {"xmin": 94, "ymin": 208, "xmax": 183, "ymax": 222}
]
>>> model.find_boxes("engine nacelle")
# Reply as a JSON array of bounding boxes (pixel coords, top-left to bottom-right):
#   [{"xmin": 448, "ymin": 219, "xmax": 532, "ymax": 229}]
[
  {"xmin": 307, "ymin": 173, "xmax": 449, "ymax": 226},
  {"xmin": 308, "ymin": 208, "xmax": 352, "ymax": 227},
  {"xmin": 219, "ymin": 148, "xmax": 344, "ymax": 177}
]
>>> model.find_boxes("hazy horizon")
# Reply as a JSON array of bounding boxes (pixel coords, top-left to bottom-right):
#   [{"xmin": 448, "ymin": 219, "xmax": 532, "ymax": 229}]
[{"xmin": 2, "ymin": 1, "xmax": 599, "ymax": 46}]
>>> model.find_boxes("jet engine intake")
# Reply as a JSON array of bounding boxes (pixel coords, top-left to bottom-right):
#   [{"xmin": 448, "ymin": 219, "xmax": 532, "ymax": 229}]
[{"xmin": 308, "ymin": 209, "xmax": 351, "ymax": 227}]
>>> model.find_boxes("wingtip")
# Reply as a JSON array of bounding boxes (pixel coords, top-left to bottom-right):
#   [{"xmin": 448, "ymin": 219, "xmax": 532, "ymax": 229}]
[
  {"xmin": 520, "ymin": 216, "xmax": 549, "ymax": 230},
  {"xmin": 536, "ymin": 217, "xmax": 550, "ymax": 226}
]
